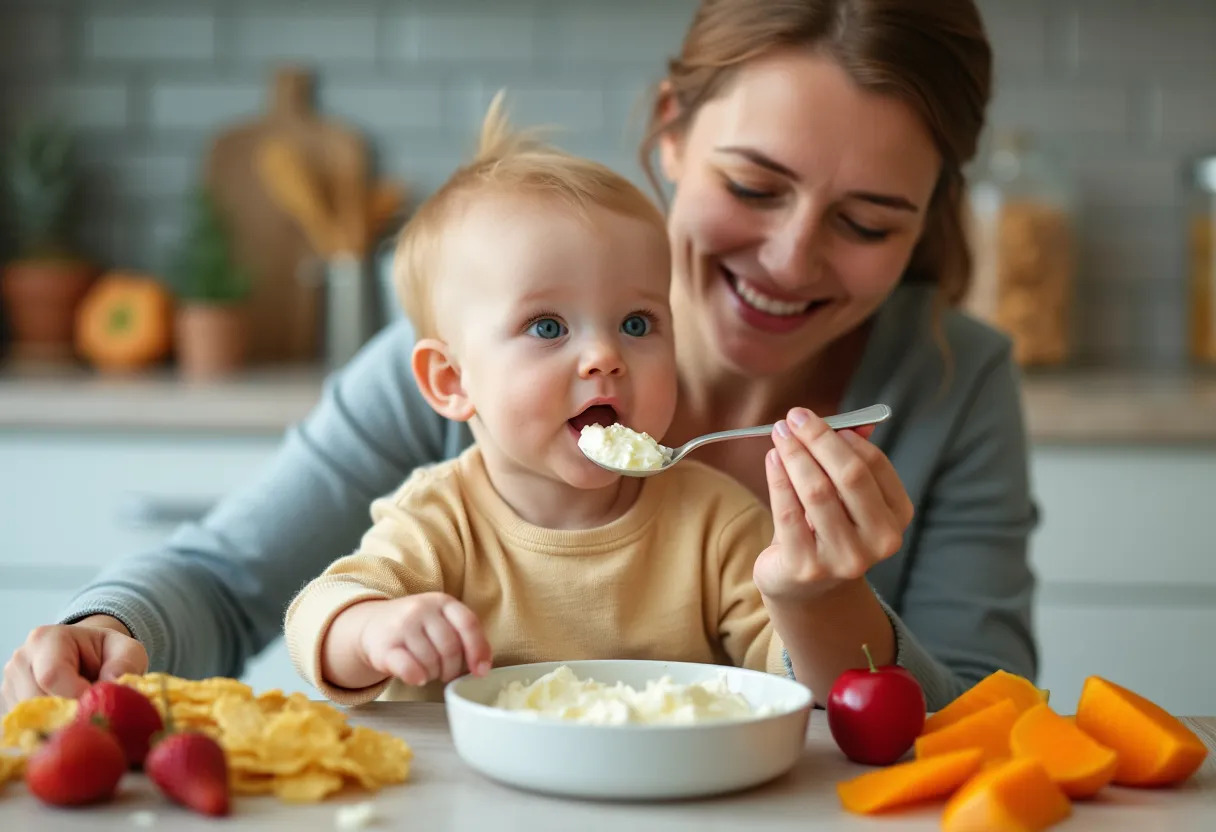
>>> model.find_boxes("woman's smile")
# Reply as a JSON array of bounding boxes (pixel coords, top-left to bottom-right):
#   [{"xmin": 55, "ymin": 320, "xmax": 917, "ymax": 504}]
[{"xmin": 720, "ymin": 263, "xmax": 833, "ymax": 335}]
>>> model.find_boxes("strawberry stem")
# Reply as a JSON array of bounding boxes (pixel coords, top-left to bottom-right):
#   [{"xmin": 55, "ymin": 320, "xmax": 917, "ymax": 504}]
[{"xmin": 861, "ymin": 642, "xmax": 877, "ymax": 673}]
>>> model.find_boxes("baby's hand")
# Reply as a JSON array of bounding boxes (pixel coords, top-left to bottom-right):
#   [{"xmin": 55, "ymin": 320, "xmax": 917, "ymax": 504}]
[{"xmin": 357, "ymin": 593, "xmax": 492, "ymax": 686}]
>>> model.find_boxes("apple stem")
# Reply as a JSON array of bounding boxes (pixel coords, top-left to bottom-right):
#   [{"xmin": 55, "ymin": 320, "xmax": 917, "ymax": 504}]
[{"xmin": 861, "ymin": 642, "xmax": 877, "ymax": 673}]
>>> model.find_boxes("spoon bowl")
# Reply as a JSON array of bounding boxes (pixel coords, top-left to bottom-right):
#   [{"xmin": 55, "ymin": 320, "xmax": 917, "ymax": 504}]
[{"xmin": 582, "ymin": 404, "xmax": 892, "ymax": 478}]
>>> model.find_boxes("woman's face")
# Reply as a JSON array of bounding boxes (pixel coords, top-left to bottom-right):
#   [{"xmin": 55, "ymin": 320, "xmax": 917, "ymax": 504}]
[{"xmin": 660, "ymin": 49, "xmax": 942, "ymax": 378}]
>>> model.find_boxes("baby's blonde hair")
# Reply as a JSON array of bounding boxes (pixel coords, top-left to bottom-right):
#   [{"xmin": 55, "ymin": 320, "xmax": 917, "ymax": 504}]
[{"xmin": 392, "ymin": 91, "xmax": 669, "ymax": 338}]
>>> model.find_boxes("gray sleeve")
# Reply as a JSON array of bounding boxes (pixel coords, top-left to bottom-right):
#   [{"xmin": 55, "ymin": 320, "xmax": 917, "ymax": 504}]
[
  {"xmin": 884, "ymin": 347, "xmax": 1039, "ymax": 711},
  {"xmin": 58, "ymin": 321, "xmax": 469, "ymax": 680}
]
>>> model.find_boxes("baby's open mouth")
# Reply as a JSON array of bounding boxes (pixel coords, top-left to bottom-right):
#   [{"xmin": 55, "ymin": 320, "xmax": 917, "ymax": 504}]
[{"xmin": 569, "ymin": 404, "xmax": 617, "ymax": 433}]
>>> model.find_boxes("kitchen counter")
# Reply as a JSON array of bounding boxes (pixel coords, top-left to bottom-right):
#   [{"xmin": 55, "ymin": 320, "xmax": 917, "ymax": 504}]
[
  {"xmin": 0, "ymin": 704, "xmax": 1212, "ymax": 830},
  {"xmin": 0, "ymin": 365, "xmax": 325, "ymax": 434},
  {"xmin": 2, "ymin": 363, "xmax": 1216, "ymax": 443}
]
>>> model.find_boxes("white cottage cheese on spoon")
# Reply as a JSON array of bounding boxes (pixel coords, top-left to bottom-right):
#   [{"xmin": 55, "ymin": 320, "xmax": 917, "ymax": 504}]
[{"xmin": 578, "ymin": 423, "xmax": 671, "ymax": 471}]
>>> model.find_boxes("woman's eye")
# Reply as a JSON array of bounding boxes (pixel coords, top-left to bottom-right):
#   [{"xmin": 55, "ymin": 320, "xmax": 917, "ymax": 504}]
[
  {"xmin": 725, "ymin": 179, "xmax": 776, "ymax": 202},
  {"xmin": 621, "ymin": 314, "xmax": 651, "ymax": 337},
  {"xmin": 527, "ymin": 317, "xmax": 566, "ymax": 339},
  {"xmin": 841, "ymin": 215, "xmax": 890, "ymax": 242}
]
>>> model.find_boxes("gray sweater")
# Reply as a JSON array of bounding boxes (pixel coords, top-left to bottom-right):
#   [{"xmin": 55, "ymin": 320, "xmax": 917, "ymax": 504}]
[{"xmin": 60, "ymin": 283, "xmax": 1038, "ymax": 710}]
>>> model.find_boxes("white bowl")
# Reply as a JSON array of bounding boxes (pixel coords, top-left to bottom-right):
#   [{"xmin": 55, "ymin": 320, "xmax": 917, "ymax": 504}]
[{"xmin": 444, "ymin": 659, "xmax": 813, "ymax": 800}]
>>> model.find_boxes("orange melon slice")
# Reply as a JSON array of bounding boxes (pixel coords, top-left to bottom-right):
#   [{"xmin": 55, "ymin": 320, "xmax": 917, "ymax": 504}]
[
  {"xmin": 942, "ymin": 757, "xmax": 1071, "ymax": 832},
  {"xmin": 836, "ymin": 748, "xmax": 984, "ymax": 815},
  {"xmin": 916, "ymin": 698, "xmax": 1020, "ymax": 762},
  {"xmin": 1010, "ymin": 703, "xmax": 1117, "ymax": 798},
  {"xmin": 1074, "ymin": 676, "xmax": 1208, "ymax": 787},
  {"xmin": 924, "ymin": 669, "xmax": 1047, "ymax": 735}
]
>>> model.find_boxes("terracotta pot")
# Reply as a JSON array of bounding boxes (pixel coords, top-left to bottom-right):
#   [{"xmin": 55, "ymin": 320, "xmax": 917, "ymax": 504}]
[
  {"xmin": 0, "ymin": 258, "xmax": 97, "ymax": 361},
  {"xmin": 174, "ymin": 303, "xmax": 248, "ymax": 379}
]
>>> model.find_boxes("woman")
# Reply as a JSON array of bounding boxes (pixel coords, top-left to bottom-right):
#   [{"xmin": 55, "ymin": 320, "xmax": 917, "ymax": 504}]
[{"xmin": 2, "ymin": 0, "xmax": 1035, "ymax": 711}]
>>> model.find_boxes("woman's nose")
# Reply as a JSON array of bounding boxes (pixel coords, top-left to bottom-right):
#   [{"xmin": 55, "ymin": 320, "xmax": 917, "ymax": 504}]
[
  {"xmin": 578, "ymin": 337, "xmax": 625, "ymax": 378},
  {"xmin": 760, "ymin": 214, "xmax": 823, "ymax": 285}
]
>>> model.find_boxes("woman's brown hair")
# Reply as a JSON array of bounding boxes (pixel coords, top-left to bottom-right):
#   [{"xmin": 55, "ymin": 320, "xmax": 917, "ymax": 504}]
[{"xmin": 640, "ymin": 0, "xmax": 992, "ymax": 306}]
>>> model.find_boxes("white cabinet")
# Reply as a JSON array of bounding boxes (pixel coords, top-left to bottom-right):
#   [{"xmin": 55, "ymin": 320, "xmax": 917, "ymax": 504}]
[
  {"xmin": 0, "ymin": 432, "xmax": 281, "ymax": 568},
  {"xmin": 1029, "ymin": 445, "xmax": 1216, "ymax": 715},
  {"xmin": 0, "ymin": 429, "xmax": 313, "ymax": 695}
]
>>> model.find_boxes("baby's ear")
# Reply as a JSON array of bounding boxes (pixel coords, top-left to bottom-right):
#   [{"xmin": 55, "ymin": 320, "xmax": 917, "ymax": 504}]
[{"xmin": 412, "ymin": 338, "xmax": 475, "ymax": 422}]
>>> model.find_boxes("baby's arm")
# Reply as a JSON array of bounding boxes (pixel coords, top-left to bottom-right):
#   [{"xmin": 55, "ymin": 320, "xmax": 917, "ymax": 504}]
[
  {"xmin": 713, "ymin": 502, "xmax": 787, "ymax": 675},
  {"xmin": 284, "ymin": 478, "xmax": 485, "ymax": 704}
]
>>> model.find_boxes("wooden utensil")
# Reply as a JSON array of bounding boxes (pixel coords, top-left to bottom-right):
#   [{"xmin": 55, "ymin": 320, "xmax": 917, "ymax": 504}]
[
  {"xmin": 327, "ymin": 139, "xmax": 369, "ymax": 255},
  {"xmin": 255, "ymin": 138, "xmax": 342, "ymax": 257},
  {"xmin": 366, "ymin": 180, "xmax": 409, "ymax": 245},
  {"xmin": 203, "ymin": 66, "xmax": 372, "ymax": 362}
]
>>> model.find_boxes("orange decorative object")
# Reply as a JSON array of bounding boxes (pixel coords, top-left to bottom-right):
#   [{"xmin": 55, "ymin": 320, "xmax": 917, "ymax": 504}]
[
  {"xmin": 1009, "ymin": 703, "xmax": 1117, "ymax": 799},
  {"xmin": 75, "ymin": 273, "xmax": 174, "ymax": 372},
  {"xmin": 923, "ymin": 670, "xmax": 1047, "ymax": 735},
  {"xmin": 941, "ymin": 757, "xmax": 1071, "ymax": 832},
  {"xmin": 836, "ymin": 748, "xmax": 983, "ymax": 815},
  {"xmin": 1074, "ymin": 676, "xmax": 1208, "ymax": 787},
  {"xmin": 915, "ymin": 698, "xmax": 1020, "ymax": 763}
]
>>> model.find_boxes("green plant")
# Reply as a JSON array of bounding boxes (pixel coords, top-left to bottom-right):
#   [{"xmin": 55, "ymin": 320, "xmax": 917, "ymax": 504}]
[
  {"xmin": 171, "ymin": 187, "xmax": 250, "ymax": 304},
  {"xmin": 3, "ymin": 120, "xmax": 80, "ymax": 259}
]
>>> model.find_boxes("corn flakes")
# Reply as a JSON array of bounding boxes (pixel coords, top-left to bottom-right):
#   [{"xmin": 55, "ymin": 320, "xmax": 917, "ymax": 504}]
[
  {"xmin": 0, "ymin": 752, "xmax": 24, "ymax": 788},
  {"xmin": 2, "ymin": 696, "xmax": 78, "ymax": 753},
  {"xmin": 3, "ymin": 674, "xmax": 412, "ymax": 805}
]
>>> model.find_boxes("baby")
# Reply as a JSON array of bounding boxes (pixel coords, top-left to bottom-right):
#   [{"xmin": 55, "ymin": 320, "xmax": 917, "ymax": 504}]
[{"xmin": 284, "ymin": 95, "xmax": 786, "ymax": 705}]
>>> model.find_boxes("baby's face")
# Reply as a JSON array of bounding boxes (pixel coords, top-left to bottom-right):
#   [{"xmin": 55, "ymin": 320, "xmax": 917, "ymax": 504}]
[{"xmin": 434, "ymin": 193, "xmax": 677, "ymax": 489}]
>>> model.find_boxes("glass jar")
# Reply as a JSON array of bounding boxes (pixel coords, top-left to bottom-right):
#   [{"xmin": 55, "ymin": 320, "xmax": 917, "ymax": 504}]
[
  {"xmin": 1187, "ymin": 155, "xmax": 1216, "ymax": 365},
  {"xmin": 966, "ymin": 131, "xmax": 1077, "ymax": 367}
]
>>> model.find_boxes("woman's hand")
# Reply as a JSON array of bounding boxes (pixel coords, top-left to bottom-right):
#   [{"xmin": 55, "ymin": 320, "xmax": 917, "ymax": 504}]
[
  {"xmin": 2, "ymin": 616, "xmax": 148, "ymax": 709},
  {"xmin": 753, "ymin": 407, "xmax": 914, "ymax": 603}
]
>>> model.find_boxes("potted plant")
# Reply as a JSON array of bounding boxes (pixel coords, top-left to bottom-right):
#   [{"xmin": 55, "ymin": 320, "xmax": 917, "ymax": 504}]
[
  {"xmin": 169, "ymin": 187, "xmax": 251, "ymax": 379},
  {"xmin": 0, "ymin": 121, "xmax": 97, "ymax": 362}
]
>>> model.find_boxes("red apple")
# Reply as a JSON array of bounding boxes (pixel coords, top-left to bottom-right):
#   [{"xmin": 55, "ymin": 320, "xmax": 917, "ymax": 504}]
[{"xmin": 827, "ymin": 643, "xmax": 926, "ymax": 765}]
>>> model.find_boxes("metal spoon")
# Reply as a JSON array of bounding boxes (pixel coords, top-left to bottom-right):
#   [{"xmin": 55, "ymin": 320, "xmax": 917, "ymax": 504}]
[{"xmin": 582, "ymin": 403, "xmax": 892, "ymax": 478}]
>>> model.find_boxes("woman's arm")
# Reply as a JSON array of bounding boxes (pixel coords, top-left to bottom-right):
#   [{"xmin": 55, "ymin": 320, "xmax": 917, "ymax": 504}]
[
  {"xmin": 55, "ymin": 321, "xmax": 472, "ymax": 681},
  {"xmin": 875, "ymin": 349, "xmax": 1038, "ymax": 709},
  {"xmin": 755, "ymin": 340, "xmax": 1035, "ymax": 710}
]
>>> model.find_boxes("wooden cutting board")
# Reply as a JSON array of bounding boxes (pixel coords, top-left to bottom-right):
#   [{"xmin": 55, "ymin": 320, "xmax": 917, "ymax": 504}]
[{"xmin": 203, "ymin": 67, "xmax": 370, "ymax": 363}]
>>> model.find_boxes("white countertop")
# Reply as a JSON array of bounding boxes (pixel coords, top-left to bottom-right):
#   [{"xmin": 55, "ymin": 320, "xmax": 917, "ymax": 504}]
[
  {"xmin": 3, "ymin": 363, "xmax": 1216, "ymax": 443},
  {"xmin": 0, "ymin": 704, "xmax": 1211, "ymax": 831}
]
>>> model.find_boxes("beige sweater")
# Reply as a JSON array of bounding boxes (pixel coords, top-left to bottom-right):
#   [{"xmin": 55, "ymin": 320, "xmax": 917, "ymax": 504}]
[{"xmin": 285, "ymin": 446, "xmax": 785, "ymax": 705}]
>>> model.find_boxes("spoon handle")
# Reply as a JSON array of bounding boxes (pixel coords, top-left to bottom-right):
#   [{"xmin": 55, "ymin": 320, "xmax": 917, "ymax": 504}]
[
  {"xmin": 674, "ymin": 404, "xmax": 891, "ymax": 459},
  {"xmin": 822, "ymin": 403, "xmax": 892, "ymax": 431}
]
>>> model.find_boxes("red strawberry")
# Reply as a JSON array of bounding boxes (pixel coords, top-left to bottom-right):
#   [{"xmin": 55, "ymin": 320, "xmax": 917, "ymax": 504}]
[
  {"xmin": 76, "ymin": 681, "xmax": 163, "ymax": 768},
  {"xmin": 25, "ymin": 719, "xmax": 127, "ymax": 806},
  {"xmin": 145, "ymin": 732, "xmax": 230, "ymax": 817}
]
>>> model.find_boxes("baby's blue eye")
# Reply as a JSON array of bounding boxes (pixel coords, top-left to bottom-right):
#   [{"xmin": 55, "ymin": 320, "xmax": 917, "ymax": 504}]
[
  {"xmin": 621, "ymin": 314, "xmax": 651, "ymax": 337},
  {"xmin": 527, "ymin": 317, "xmax": 566, "ymax": 339}
]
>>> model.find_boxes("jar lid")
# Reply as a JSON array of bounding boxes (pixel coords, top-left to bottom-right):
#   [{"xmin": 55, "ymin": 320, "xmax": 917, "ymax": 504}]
[{"xmin": 1194, "ymin": 155, "xmax": 1216, "ymax": 192}]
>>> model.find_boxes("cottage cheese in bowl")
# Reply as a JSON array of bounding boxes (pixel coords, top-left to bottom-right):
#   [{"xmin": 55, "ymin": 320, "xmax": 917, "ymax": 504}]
[
  {"xmin": 578, "ymin": 423, "xmax": 671, "ymax": 471},
  {"xmin": 493, "ymin": 665, "xmax": 765, "ymax": 725},
  {"xmin": 445, "ymin": 659, "xmax": 814, "ymax": 800}
]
